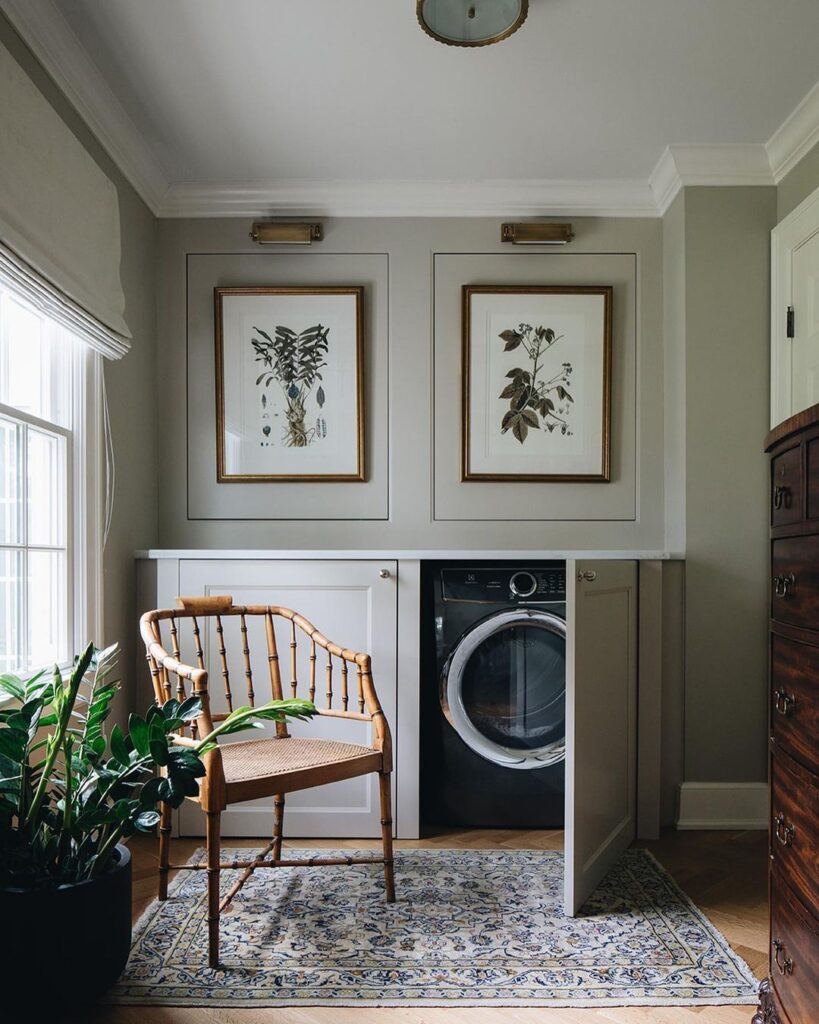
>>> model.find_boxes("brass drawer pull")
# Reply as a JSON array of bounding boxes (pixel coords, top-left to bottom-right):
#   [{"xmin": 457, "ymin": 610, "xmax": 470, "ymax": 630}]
[
  {"xmin": 773, "ymin": 485, "xmax": 792, "ymax": 510},
  {"xmin": 772, "ymin": 573, "xmax": 796, "ymax": 597},
  {"xmin": 773, "ymin": 813, "xmax": 795, "ymax": 847},
  {"xmin": 773, "ymin": 938, "xmax": 793, "ymax": 976},
  {"xmin": 774, "ymin": 689, "xmax": 798, "ymax": 716}
]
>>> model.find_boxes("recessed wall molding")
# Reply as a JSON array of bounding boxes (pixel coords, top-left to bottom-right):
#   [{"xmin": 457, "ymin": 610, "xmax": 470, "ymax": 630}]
[{"xmin": 3, "ymin": 0, "xmax": 818, "ymax": 219}]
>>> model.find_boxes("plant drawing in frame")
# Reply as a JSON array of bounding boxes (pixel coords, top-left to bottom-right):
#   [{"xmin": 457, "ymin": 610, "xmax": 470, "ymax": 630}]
[
  {"xmin": 215, "ymin": 286, "xmax": 364, "ymax": 482},
  {"xmin": 462, "ymin": 286, "xmax": 612, "ymax": 482}
]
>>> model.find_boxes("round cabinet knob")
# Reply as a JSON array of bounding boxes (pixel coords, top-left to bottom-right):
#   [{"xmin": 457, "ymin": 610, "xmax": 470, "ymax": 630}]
[
  {"xmin": 509, "ymin": 571, "xmax": 537, "ymax": 598},
  {"xmin": 379, "ymin": 569, "xmax": 391, "ymax": 579}
]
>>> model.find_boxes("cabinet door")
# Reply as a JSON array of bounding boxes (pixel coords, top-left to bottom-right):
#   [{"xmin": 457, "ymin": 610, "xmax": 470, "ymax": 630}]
[
  {"xmin": 176, "ymin": 559, "xmax": 397, "ymax": 838},
  {"xmin": 564, "ymin": 559, "xmax": 638, "ymax": 915}
]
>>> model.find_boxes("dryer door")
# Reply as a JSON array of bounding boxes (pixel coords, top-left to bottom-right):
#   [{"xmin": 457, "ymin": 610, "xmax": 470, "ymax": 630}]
[{"xmin": 441, "ymin": 608, "xmax": 566, "ymax": 769}]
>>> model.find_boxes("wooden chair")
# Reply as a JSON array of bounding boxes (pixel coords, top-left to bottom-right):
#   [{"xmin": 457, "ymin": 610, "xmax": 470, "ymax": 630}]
[{"xmin": 139, "ymin": 595, "xmax": 395, "ymax": 968}]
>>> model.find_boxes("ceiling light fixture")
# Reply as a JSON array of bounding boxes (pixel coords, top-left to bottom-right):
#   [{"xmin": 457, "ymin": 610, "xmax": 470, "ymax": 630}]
[
  {"xmin": 501, "ymin": 222, "xmax": 574, "ymax": 245},
  {"xmin": 416, "ymin": 0, "xmax": 529, "ymax": 47},
  {"xmin": 249, "ymin": 222, "xmax": 323, "ymax": 245}
]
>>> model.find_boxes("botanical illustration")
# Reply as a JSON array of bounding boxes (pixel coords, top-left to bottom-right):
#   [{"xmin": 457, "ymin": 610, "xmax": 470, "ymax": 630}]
[
  {"xmin": 251, "ymin": 323, "xmax": 329, "ymax": 448},
  {"xmin": 497, "ymin": 323, "xmax": 574, "ymax": 444}
]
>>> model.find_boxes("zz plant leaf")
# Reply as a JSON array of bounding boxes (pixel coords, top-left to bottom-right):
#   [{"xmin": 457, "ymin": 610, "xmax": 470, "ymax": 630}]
[{"xmin": 0, "ymin": 643, "xmax": 317, "ymax": 888}]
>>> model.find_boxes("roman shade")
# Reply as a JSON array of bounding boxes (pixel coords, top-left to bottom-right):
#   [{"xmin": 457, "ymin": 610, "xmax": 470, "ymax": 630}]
[{"xmin": 0, "ymin": 40, "xmax": 131, "ymax": 358}]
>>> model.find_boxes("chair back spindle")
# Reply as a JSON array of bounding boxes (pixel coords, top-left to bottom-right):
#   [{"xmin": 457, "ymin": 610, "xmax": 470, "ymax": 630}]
[
  {"xmin": 264, "ymin": 611, "xmax": 289, "ymax": 739},
  {"xmin": 325, "ymin": 650, "xmax": 333, "ymax": 709},
  {"xmin": 239, "ymin": 612, "xmax": 255, "ymax": 706},
  {"xmin": 308, "ymin": 639, "xmax": 316, "ymax": 702},
  {"xmin": 215, "ymin": 614, "xmax": 233, "ymax": 713}
]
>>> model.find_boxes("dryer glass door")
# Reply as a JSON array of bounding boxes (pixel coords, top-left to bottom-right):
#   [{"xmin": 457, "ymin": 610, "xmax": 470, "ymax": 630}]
[{"xmin": 442, "ymin": 608, "xmax": 566, "ymax": 768}]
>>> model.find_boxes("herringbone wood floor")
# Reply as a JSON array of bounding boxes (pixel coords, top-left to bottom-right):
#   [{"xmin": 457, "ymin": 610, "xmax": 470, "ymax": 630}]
[{"xmin": 62, "ymin": 829, "xmax": 766, "ymax": 1024}]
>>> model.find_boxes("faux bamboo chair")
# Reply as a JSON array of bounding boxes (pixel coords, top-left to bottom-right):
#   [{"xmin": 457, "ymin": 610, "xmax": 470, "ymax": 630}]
[{"xmin": 139, "ymin": 595, "xmax": 395, "ymax": 969}]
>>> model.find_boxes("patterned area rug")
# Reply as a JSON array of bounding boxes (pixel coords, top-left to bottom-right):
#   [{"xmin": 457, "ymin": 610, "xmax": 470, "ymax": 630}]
[{"xmin": 109, "ymin": 847, "xmax": 758, "ymax": 1007}]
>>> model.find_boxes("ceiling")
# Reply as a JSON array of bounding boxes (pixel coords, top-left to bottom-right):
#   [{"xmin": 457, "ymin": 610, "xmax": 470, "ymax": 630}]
[{"xmin": 3, "ymin": 0, "xmax": 819, "ymax": 216}]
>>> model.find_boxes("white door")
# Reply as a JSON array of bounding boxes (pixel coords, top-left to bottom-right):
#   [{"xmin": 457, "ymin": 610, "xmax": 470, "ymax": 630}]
[
  {"xmin": 791, "ymin": 230, "xmax": 819, "ymax": 417},
  {"xmin": 176, "ymin": 559, "xmax": 397, "ymax": 838},
  {"xmin": 771, "ymin": 184, "xmax": 819, "ymax": 426},
  {"xmin": 564, "ymin": 559, "xmax": 637, "ymax": 915}
]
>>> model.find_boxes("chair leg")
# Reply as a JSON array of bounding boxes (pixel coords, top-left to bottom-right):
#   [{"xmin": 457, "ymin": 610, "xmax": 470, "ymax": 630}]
[
  {"xmin": 206, "ymin": 811, "xmax": 221, "ymax": 969},
  {"xmin": 378, "ymin": 771, "xmax": 396, "ymax": 903},
  {"xmin": 273, "ymin": 794, "xmax": 285, "ymax": 861},
  {"xmin": 158, "ymin": 800, "xmax": 173, "ymax": 900}
]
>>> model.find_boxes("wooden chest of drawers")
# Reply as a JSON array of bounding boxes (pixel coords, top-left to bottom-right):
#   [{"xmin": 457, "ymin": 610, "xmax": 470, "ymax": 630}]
[{"xmin": 756, "ymin": 406, "xmax": 819, "ymax": 1024}]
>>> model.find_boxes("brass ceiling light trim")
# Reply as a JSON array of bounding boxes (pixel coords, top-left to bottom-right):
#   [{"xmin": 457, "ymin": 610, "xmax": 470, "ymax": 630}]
[
  {"xmin": 250, "ymin": 222, "xmax": 323, "ymax": 245},
  {"xmin": 416, "ymin": 0, "xmax": 529, "ymax": 48},
  {"xmin": 501, "ymin": 222, "xmax": 575, "ymax": 245}
]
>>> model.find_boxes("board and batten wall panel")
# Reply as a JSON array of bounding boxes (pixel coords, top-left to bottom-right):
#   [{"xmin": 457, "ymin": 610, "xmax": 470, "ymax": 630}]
[
  {"xmin": 156, "ymin": 217, "xmax": 664, "ymax": 551},
  {"xmin": 433, "ymin": 252, "xmax": 637, "ymax": 521},
  {"xmin": 186, "ymin": 252, "xmax": 389, "ymax": 520}
]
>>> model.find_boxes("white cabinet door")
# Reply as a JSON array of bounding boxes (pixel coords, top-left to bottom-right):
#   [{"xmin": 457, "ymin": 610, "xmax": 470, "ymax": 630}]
[
  {"xmin": 564, "ymin": 559, "xmax": 637, "ymax": 915},
  {"xmin": 176, "ymin": 559, "xmax": 397, "ymax": 838}
]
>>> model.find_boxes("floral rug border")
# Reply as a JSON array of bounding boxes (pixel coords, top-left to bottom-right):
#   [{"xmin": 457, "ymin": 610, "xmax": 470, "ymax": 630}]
[{"xmin": 108, "ymin": 846, "xmax": 760, "ymax": 1008}]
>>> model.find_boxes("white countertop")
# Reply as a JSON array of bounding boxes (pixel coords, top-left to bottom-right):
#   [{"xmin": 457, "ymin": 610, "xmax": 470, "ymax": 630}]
[{"xmin": 137, "ymin": 549, "xmax": 680, "ymax": 560}]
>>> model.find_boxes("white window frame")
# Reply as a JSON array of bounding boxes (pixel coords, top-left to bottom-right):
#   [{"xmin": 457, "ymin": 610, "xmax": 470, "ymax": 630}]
[{"xmin": 0, "ymin": 290, "xmax": 104, "ymax": 673}]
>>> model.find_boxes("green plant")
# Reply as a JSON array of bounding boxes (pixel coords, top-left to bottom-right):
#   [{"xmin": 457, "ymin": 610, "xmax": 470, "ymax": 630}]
[
  {"xmin": 498, "ymin": 322, "xmax": 574, "ymax": 443},
  {"xmin": 252, "ymin": 323, "xmax": 329, "ymax": 447},
  {"xmin": 0, "ymin": 642, "xmax": 316, "ymax": 889}
]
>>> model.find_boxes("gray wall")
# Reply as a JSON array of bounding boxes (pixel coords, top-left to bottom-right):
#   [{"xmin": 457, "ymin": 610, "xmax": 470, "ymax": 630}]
[
  {"xmin": 777, "ymin": 139, "xmax": 819, "ymax": 220},
  {"xmin": 156, "ymin": 216, "xmax": 664, "ymax": 551},
  {"xmin": 679, "ymin": 186, "xmax": 777, "ymax": 783},
  {"xmin": 0, "ymin": 15, "xmax": 158, "ymax": 720}
]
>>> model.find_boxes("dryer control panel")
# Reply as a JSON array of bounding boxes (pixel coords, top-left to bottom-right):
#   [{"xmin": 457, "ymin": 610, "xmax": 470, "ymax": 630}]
[{"xmin": 441, "ymin": 565, "xmax": 566, "ymax": 604}]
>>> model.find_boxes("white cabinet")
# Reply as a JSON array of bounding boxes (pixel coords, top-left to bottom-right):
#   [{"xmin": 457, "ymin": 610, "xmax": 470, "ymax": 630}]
[
  {"xmin": 137, "ymin": 551, "xmax": 657, "ymax": 890},
  {"xmin": 171, "ymin": 559, "xmax": 397, "ymax": 838}
]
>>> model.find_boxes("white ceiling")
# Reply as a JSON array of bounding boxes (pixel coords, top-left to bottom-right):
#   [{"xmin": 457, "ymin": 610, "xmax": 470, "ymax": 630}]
[{"xmin": 4, "ymin": 0, "xmax": 819, "ymax": 215}]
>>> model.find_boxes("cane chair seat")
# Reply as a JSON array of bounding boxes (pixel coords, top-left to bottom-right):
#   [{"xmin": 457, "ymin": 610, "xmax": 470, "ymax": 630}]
[{"xmin": 220, "ymin": 736, "xmax": 381, "ymax": 786}]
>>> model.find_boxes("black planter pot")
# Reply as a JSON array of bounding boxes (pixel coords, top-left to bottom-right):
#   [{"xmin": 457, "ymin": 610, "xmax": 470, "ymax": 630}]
[{"xmin": 0, "ymin": 844, "xmax": 132, "ymax": 1007}]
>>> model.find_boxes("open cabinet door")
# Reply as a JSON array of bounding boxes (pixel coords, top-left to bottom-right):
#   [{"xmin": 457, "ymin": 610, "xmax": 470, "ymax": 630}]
[{"xmin": 564, "ymin": 559, "xmax": 638, "ymax": 915}]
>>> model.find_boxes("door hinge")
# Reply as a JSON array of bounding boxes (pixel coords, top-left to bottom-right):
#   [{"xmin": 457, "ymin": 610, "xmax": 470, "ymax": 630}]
[{"xmin": 787, "ymin": 306, "xmax": 795, "ymax": 338}]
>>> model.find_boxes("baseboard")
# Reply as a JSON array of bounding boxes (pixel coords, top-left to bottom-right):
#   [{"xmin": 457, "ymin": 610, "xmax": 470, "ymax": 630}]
[{"xmin": 676, "ymin": 782, "xmax": 769, "ymax": 830}]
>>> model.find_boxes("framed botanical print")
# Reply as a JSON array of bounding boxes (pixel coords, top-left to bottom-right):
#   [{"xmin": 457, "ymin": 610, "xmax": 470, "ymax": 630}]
[
  {"xmin": 462, "ymin": 285, "xmax": 612, "ymax": 482},
  {"xmin": 215, "ymin": 286, "xmax": 364, "ymax": 482}
]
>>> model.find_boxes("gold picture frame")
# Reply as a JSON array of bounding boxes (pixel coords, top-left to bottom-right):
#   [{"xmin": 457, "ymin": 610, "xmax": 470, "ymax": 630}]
[
  {"xmin": 462, "ymin": 285, "xmax": 612, "ymax": 483},
  {"xmin": 215, "ymin": 286, "xmax": 364, "ymax": 483}
]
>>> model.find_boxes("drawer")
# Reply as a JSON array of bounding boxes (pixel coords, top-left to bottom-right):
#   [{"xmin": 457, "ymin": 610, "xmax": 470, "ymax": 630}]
[
  {"xmin": 771, "ymin": 536, "xmax": 819, "ymax": 628},
  {"xmin": 771, "ymin": 633, "xmax": 819, "ymax": 771},
  {"xmin": 772, "ymin": 445, "xmax": 802, "ymax": 526},
  {"xmin": 770, "ymin": 752, "xmax": 819, "ymax": 911},
  {"xmin": 807, "ymin": 437, "xmax": 819, "ymax": 520},
  {"xmin": 770, "ymin": 866, "xmax": 819, "ymax": 1024}
]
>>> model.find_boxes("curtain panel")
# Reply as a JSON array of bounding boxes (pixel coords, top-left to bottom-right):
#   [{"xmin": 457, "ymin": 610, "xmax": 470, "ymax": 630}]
[{"xmin": 0, "ymin": 40, "xmax": 131, "ymax": 357}]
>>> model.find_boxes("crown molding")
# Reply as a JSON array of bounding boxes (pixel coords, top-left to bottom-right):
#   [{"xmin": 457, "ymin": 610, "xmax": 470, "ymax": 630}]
[
  {"xmin": 2, "ymin": 0, "xmax": 818, "ymax": 219},
  {"xmin": 767, "ymin": 79, "xmax": 819, "ymax": 184},
  {"xmin": 649, "ymin": 144, "xmax": 774, "ymax": 215},
  {"xmin": 158, "ymin": 178, "xmax": 658, "ymax": 218},
  {"xmin": 0, "ymin": 0, "xmax": 168, "ymax": 215}
]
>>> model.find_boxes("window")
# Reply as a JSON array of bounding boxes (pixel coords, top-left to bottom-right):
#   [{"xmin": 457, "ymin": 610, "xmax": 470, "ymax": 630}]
[{"xmin": 0, "ymin": 283, "xmax": 102, "ymax": 675}]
